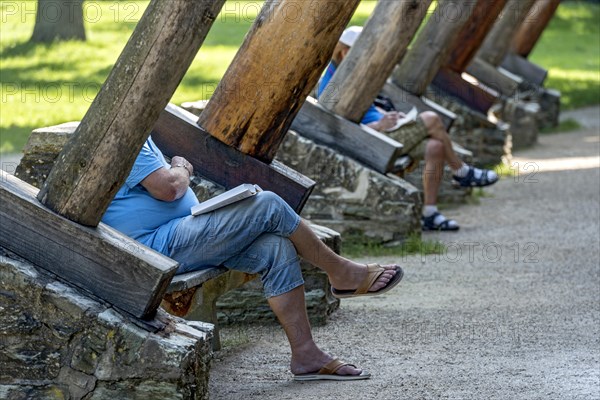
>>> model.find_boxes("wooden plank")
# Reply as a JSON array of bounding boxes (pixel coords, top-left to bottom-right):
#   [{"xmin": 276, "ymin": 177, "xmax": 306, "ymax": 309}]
[
  {"xmin": 167, "ymin": 267, "xmax": 228, "ymax": 293},
  {"xmin": 432, "ymin": 68, "xmax": 498, "ymax": 114},
  {"xmin": 0, "ymin": 171, "xmax": 178, "ymax": 320},
  {"xmin": 290, "ymin": 97, "xmax": 404, "ymax": 174},
  {"xmin": 151, "ymin": 104, "xmax": 315, "ymax": 213},
  {"xmin": 466, "ymin": 58, "xmax": 521, "ymax": 96},
  {"xmin": 500, "ymin": 52, "xmax": 548, "ymax": 86},
  {"xmin": 380, "ymin": 82, "xmax": 456, "ymax": 130}
]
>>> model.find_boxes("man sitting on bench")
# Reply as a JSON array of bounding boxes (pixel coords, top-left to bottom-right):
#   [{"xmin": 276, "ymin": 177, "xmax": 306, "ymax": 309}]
[
  {"xmin": 102, "ymin": 137, "xmax": 403, "ymax": 381},
  {"xmin": 318, "ymin": 26, "xmax": 499, "ymax": 231}
]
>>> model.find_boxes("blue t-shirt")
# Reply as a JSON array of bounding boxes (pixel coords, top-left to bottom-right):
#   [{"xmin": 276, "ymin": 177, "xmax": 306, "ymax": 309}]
[
  {"xmin": 102, "ymin": 137, "xmax": 199, "ymax": 255},
  {"xmin": 317, "ymin": 62, "xmax": 384, "ymax": 125}
]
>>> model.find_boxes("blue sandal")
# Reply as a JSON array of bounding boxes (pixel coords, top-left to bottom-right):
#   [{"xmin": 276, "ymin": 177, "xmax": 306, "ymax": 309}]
[
  {"xmin": 422, "ymin": 212, "xmax": 460, "ymax": 231},
  {"xmin": 453, "ymin": 167, "xmax": 498, "ymax": 188}
]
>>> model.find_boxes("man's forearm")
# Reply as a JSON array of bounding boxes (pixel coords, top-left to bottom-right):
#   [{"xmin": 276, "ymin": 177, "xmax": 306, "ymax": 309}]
[{"xmin": 168, "ymin": 165, "xmax": 191, "ymax": 200}]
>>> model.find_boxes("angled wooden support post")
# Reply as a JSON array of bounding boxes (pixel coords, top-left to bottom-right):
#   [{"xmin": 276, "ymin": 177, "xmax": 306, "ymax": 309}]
[
  {"xmin": 511, "ymin": 0, "xmax": 561, "ymax": 58},
  {"xmin": 197, "ymin": 0, "xmax": 362, "ymax": 164},
  {"xmin": 385, "ymin": 0, "xmax": 489, "ymax": 129},
  {"xmin": 500, "ymin": 0, "xmax": 561, "ymax": 85},
  {"xmin": 291, "ymin": 0, "xmax": 429, "ymax": 173},
  {"xmin": 4, "ymin": 0, "xmax": 226, "ymax": 319},
  {"xmin": 37, "ymin": 0, "xmax": 226, "ymax": 227},
  {"xmin": 321, "ymin": 0, "xmax": 431, "ymax": 123},
  {"xmin": 476, "ymin": 0, "xmax": 538, "ymax": 67},
  {"xmin": 431, "ymin": 0, "xmax": 509, "ymax": 111}
]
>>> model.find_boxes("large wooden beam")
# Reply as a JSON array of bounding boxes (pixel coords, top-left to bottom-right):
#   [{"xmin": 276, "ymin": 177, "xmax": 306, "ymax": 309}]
[
  {"xmin": 511, "ymin": 0, "xmax": 561, "ymax": 58},
  {"xmin": 290, "ymin": 98, "xmax": 404, "ymax": 174},
  {"xmin": 431, "ymin": 68, "xmax": 498, "ymax": 115},
  {"xmin": 197, "ymin": 0, "xmax": 361, "ymax": 163},
  {"xmin": 466, "ymin": 58, "xmax": 521, "ymax": 96},
  {"xmin": 0, "ymin": 171, "xmax": 178, "ymax": 320},
  {"xmin": 500, "ymin": 52, "xmax": 548, "ymax": 86},
  {"xmin": 151, "ymin": 104, "xmax": 315, "ymax": 212},
  {"xmin": 321, "ymin": 0, "xmax": 431, "ymax": 123},
  {"xmin": 445, "ymin": 0, "xmax": 508, "ymax": 73},
  {"xmin": 477, "ymin": 0, "xmax": 538, "ymax": 67},
  {"xmin": 37, "ymin": 0, "xmax": 226, "ymax": 227},
  {"xmin": 391, "ymin": 0, "xmax": 478, "ymax": 97}
]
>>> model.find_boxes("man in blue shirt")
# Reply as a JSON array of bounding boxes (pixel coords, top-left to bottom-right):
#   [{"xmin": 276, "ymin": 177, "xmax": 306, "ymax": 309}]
[
  {"xmin": 103, "ymin": 137, "xmax": 404, "ymax": 381},
  {"xmin": 318, "ymin": 26, "xmax": 499, "ymax": 231}
]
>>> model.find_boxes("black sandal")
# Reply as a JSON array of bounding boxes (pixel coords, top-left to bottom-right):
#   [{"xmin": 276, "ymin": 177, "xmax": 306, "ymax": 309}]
[
  {"xmin": 421, "ymin": 212, "xmax": 460, "ymax": 231},
  {"xmin": 453, "ymin": 167, "xmax": 499, "ymax": 188}
]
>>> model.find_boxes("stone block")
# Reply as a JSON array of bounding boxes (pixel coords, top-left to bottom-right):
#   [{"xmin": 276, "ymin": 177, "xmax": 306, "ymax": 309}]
[{"xmin": 0, "ymin": 250, "xmax": 213, "ymax": 400}]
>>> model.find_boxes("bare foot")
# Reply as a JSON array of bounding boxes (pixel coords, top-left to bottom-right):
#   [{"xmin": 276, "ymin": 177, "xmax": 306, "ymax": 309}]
[{"xmin": 328, "ymin": 263, "xmax": 400, "ymax": 293}]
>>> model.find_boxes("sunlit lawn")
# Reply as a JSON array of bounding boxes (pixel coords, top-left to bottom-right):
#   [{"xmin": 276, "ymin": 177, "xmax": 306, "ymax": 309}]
[{"xmin": 1, "ymin": 0, "xmax": 598, "ymax": 153}]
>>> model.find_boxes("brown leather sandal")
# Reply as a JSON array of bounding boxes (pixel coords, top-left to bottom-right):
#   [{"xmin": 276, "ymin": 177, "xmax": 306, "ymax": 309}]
[
  {"xmin": 293, "ymin": 359, "xmax": 371, "ymax": 381},
  {"xmin": 331, "ymin": 264, "xmax": 404, "ymax": 299}
]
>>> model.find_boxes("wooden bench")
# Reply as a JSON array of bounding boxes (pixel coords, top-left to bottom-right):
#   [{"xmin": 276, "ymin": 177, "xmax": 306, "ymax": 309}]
[{"xmin": 14, "ymin": 121, "xmax": 337, "ymax": 350}]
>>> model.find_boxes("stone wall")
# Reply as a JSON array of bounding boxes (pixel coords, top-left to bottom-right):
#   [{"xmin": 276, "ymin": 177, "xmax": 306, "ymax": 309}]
[{"xmin": 0, "ymin": 249, "xmax": 213, "ymax": 400}]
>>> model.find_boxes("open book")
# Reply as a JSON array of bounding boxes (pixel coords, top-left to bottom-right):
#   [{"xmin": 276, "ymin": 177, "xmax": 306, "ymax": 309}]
[
  {"xmin": 191, "ymin": 183, "xmax": 263, "ymax": 216},
  {"xmin": 384, "ymin": 107, "xmax": 418, "ymax": 133}
]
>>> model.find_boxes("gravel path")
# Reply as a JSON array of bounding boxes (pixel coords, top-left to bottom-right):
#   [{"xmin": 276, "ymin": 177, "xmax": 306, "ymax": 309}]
[{"xmin": 209, "ymin": 106, "xmax": 600, "ymax": 400}]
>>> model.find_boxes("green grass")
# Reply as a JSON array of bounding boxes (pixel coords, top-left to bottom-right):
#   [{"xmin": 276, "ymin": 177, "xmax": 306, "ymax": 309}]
[
  {"xmin": 1, "ymin": 1, "xmax": 598, "ymax": 153},
  {"xmin": 341, "ymin": 232, "xmax": 445, "ymax": 259},
  {"xmin": 540, "ymin": 118, "xmax": 582, "ymax": 134}
]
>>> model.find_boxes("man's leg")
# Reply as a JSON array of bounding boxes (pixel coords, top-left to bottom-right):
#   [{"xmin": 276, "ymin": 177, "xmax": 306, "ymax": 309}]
[
  {"xmin": 288, "ymin": 220, "xmax": 396, "ymax": 293},
  {"xmin": 419, "ymin": 111, "xmax": 463, "ymax": 170},
  {"xmin": 268, "ymin": 286, "xmax": 361, "ymax": 376}
]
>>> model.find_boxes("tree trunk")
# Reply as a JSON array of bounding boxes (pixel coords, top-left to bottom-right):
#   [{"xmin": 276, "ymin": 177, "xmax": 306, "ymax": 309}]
[
  {"xmin": 38, "ymin": 0, "xmax": 226, "ymax": 227},
  {"xmin": 320, "ymin": 0, "xmax": 431, "ymax": 123},
  {"xmin": 391, "ymin": 0, "xmax": 480, "ymax": 96},
  {"xmin": 511, "ymin": 0, "xmax": 561, "ymax": 58},
  {"xmin": 197, "ymin": 0, "xmax": 361, "ymax": 163},
  {"xmin": 477, "ymin": 0, "xmax": 538, "ymax": 66},
  {"xmin": 445, "ymin": 0, "xmax": 508, "ymax": 73},
  {"xmin": 30, "ymin": 0, "xmax": 86, "ymax": 42}
]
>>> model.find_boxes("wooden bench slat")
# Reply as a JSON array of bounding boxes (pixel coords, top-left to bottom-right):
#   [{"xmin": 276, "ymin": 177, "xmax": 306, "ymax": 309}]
[
  {"xmin": 0, "ymin": 171, "xmax": 178, "ymax": 319},
  {"xmin": 151, "ymin": 104, "xmax": 315, "ymax": 213},
  {"xmin": 290, "ymin": 97, "xmax": 404, "ymax": 174},
  {"xmin": 167, "ymin": 267, "xmax": 228, "ymax": 293},
  {"xmin": 500, "ymin": 52, "xmax": 548, "ymax": 87},
  {"xmin": 381, "ymin": 82, "xmax": 456, "ymax": 130}
]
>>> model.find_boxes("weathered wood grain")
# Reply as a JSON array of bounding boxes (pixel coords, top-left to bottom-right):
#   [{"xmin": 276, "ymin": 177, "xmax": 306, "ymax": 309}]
[
  {"xmin": 197, "ymin": 0, "xmax": 361, "ymax": 163},
  {"xmin": 290, "ymin": 97, "xmax": 404, "ymax": 174},
  {"xmin": 321, "ymin": 0, "xmax": 431, "ymax": 123},
  {"xmin": 151, "ymin": 104, "xmax": 315, "ymax": 213},
  {"xmin": 0, "ymin": 171, "xmax": 178, "ymax": 319},
  {"xmin": 38, "ymin": 0, "xmax": 226, "ymax": 226},
  {"xmin": 392, "ymin": 0, "xmax": 477, "ymax": 96},
  {"xmin": 466, "ymin": 58, "xmax": 521, "ymax": 96}
]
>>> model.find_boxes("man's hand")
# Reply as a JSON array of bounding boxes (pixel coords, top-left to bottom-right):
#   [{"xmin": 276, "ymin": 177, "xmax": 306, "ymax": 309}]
[
  {"xmin": 367, "ymin": 111, "xmax": 400, "ymax": 132},
  {"xmin": 140, "ymin": 156, "xmax": 193, "ymax": 202},
  {"xmin": 171, "ymin": 156, "xmax": 194, "ymax": 177}
]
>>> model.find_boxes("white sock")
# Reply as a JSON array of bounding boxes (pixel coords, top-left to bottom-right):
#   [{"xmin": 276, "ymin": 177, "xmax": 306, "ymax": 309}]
[
  {"xmin": 423, "ymin": 205, "xmax": 438, "ymax": 218},
  {"xmin": 453, "ymin": 164, "xmax": 470, "ymax": 178}
]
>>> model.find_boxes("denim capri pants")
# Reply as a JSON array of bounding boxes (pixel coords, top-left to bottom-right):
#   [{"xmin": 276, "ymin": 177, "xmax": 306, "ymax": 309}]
[{"xmin": 167, "ymin": 191, "xmax": 304, "ymax": 298}]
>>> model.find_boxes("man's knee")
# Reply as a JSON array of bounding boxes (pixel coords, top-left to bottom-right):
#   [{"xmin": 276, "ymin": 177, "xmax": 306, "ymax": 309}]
[{"xmin": 419, "ymin": 111, "xmax": 445, "ymax": 137}]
